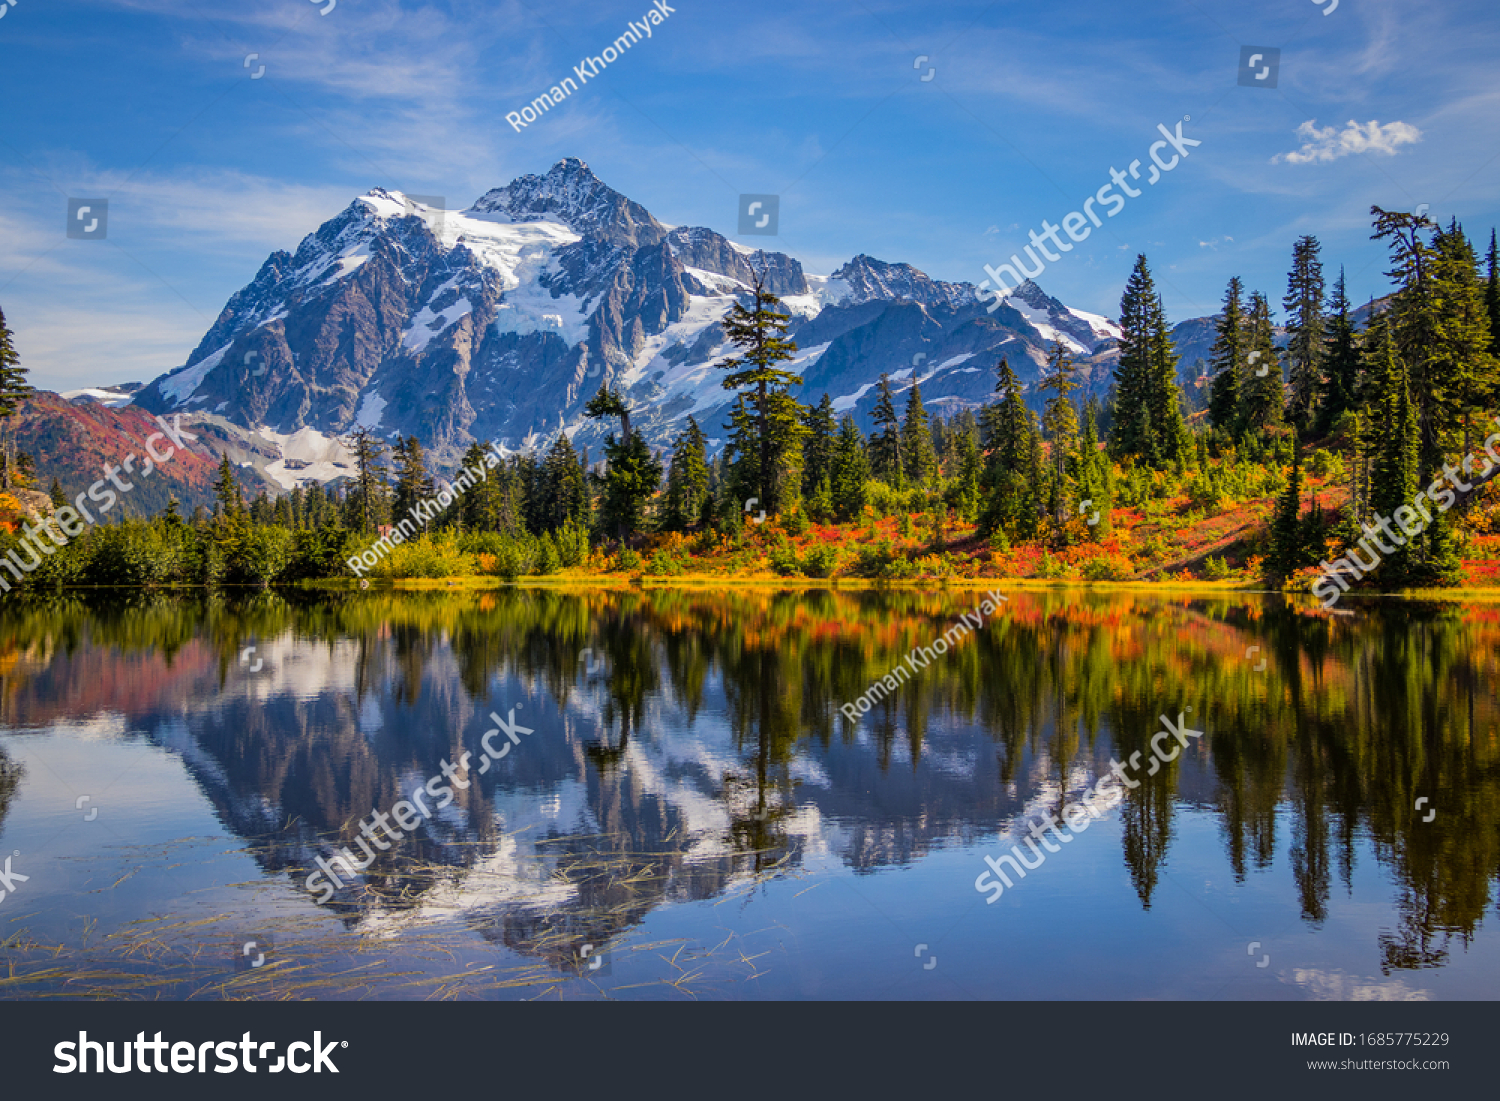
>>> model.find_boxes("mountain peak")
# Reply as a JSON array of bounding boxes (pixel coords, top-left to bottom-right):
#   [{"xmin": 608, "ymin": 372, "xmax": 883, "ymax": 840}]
[
  {"xmin": 471, "ymin": 158, "xmax": 666, "ymax": 249},
  {"xmin": 830, "ymin": 254, "xmax": 975, "ymax": 311}
]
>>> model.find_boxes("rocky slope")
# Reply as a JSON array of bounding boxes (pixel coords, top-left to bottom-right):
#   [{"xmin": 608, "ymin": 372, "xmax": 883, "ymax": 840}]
[{"xmin": 112, "ymin": 158, "xmax": 1152, "ymax": 486}]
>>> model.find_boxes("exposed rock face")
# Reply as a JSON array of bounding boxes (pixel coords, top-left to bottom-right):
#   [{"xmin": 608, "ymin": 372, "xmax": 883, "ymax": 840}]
[{"xmin": 129, "ymin": 158, "xmax": 1148, "ymax": 486}]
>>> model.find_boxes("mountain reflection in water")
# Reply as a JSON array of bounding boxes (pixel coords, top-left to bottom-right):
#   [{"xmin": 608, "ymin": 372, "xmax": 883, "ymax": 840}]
[{"xmin": 0, "ymin": 587, "xmax": 1495, "ymax": 1000}]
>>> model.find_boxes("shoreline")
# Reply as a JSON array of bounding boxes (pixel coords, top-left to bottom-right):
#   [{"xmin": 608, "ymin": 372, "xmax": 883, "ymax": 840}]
[{"xmin": 19, "ymin": 576, "xmax": 1499, "ymax": 602}]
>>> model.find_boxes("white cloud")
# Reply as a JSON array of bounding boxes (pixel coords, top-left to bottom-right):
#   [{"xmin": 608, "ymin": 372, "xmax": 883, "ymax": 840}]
[
  {"xmin": 1273, "ymin": 119, "xmax": 1422, "ymax": 165},
  {"xmin": 1289, "ymin": 968, "xmax": 1431, "ymax": 1002}
]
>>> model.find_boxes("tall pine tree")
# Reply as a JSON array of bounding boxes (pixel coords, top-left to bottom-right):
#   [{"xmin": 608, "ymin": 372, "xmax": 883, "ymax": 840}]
[
  {"xmin": 0, "ymin": 307, "xmax": 33, "ymax": 492},
  {"xmin": 392, "ymin": 436, "xmax": 434, "ymax": 523},
  {"xmin": 1039, "ymin": 341, "xmax": 1081, "ymax": 526},
  {"xmin": 901, "ymin": 380, "xmax": 937, "ymax": 488},
  {"xmin": 714, "ymin": 271, "xmax": 806, "ymax": 516},
  {"xmin": 1240, "ymin": 292, "xmax": 1285, "ymax": 433},
  {"xmin": 1317, "ymin": 268, "xmax": 1360, "ymax": 433},
  {"xmin": 830, "ymin": 416, "xmax": 870, "ymax": 521},
  {"xmin": 869, "ymin": 373, "xmax": 904, "ymax": 488},
  {"xmin": 801, "ymin": 394, "xmax": 838, "ymax": 519},
  {"xmin": 663, "ymin": 416, "xmax": 710, "ymax": 532},
  {"xmin": 1111, "ymin": 254, "xmax": 1190, "ymax": 467},
  {"xmin": 1207, "ymin": 277, "xmax": 1245, "ymax": 435},
  {"xmin": 1283, "ymin": 235, "xmax": 1326, "ymax": 435}
]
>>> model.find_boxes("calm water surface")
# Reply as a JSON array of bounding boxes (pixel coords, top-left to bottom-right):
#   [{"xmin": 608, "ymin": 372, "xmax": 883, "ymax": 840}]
[{"xmin": 0, "ymin": 587, "xmax": 1496, "ymax": 1000}]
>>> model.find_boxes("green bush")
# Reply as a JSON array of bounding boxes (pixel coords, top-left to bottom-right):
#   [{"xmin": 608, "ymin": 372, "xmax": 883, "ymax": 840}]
[
  {"xmin": 647, "ymin": 546, "xmax": 687, "ymax": 576},
  {"xmin": 1080, "ymin": 556, "xmax": 1130, "ymax": 582},
  {"xmin": 533, "ymin": 533, "xmax": 560, "ymax": 575},
  {"xmin": 850, "ymin": 539, "xmax": 916, "ymax": 579},
  {"xmin": 801, "ymin": 543, "xmax": 840, "ymax": 578},
  {"xmin": 285, "ymin": 527, "xmax": 359, "ymax": 581},
  {"xmin": 768, "ymin": 538, "xmax": 801, "ymax": 576},
  {"xmin": 555, "ymin": 519, "xmax": 590, "ymax": 567},
  {"xmin": 864, "ymin": 480, "xmax": 925, "ymax": 518},
  {"xmin": 369, "ymin": 533, "xmax": 473, "ymax": 579},
  {"xmin": 1308, "ymin": 448, "xmax": 1343, "ymax": 480},
  {"xmin": 1036, "ymin": 553, "xmax": 1067, "ymax": 579},
  {"xmin": 616, "ymin": 548, "xmax": 643, "ymax": 573},
  {"xmin": 1203, "ymin": 554, "xmax": 1231, "ymax": 580}
]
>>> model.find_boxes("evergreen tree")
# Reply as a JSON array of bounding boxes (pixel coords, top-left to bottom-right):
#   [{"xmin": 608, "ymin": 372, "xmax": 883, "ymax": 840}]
[
  {"xmin": 1430, "ymin": 220, "xmax": 1500, "ymax": 454},
  {"xmin": 458, "ymin": 442, "xmax": 503, "ymax": 532},
  {"xmin": 539, "ymin": 434, "xmax": 589, "ymax": 534},
  {"xmin": 1366, "ymin": 326, "xmax": 1419, "ymax": 583},
  {"xmin": 980, "ymin": 358, "xmax": 1044, "ymax": 540},
  {"xmin": 0, "ymin": 308, "xmax": 28, "ymax": 418},
  {"xmin": 801, "ymin": 395, "xmax": 837, "ymax": 520},
  {"xmin": 598, "ymin": 432, "xmax": 663, "ymax": 540},
  {"xmin": 1018, "ymin": 426, "xmax": 1048, "ymax": 540},
  {"xmin": 1240, "ymin": 292, "xmax": 1285, "ymax": 433},
  {"xmin": 714, "ymin": 272, "xmax": 806, "ymax": 516},
  {"xmin": 1283, "ymin": 235, "xmax": 1326, "ymax": 435},
  {"xmin": 947, "ymin": 417, "xmax": 983, "ymax": 522},
  {"xmin": 930, "ymin": 413, "xmax": 953, "ymax": 468},
  {"xmin": 983, "ymin": 357, "xmax": 1031, "ymax": 474},
  {"xmin": 1207, "ymin": 276, "xmax": 1246, "ymax": 435},
  {"xmin": 304, "ymin": 483, "xmax": 330, "ymax": 530},
  {"xmin": 900, "ymin": 380, "xmax": 937, "ymax": 488},
  {"xmin": 392, "ymin": 436, "xmax": 434, "ymax": 524},
  {"xmin": 214, "ymin": 454, "xmax": 243, "ymax": 521},
  {"xmin": 801, "ymin": 394, "xmax": 836, "ymax": 495},
  {"xmin": 1269, "ymin": 445, "xmax": 1304, "ymax": 580},
  {"xmin": 344, "ymin": 427, "xmax": 388, "ymax": 534},
  {"xmin": 829, "ymin": 415, "xmax": 869, "ymax": 521},
  {"xmin": 48, "ymin": 478, "xmax": 66, "ymax": 509},
  {"xmin": 664, "ymin": 416, "xmax": 710, "ymax": 532},
  {"xmin": 1486, "ymin": 229, "xmax": 1500, "ymax": 358},
  {"xmin": 868, "ymin": 373, "xmax": 904, "ymax": 488},
  {"xmin": 1317, "ymin": 268, "xmax": 1360, "ymax": 433},
  {"xmin": 1073, "ymin": 405, "xmax": 1113, "ymax": 540},
  {"xmin": 1372, "ymin": 205, "xmax": 1445, "ymax": 473},
  {"xmin": 1112, "ymin": 254, "xmax": 1190, "ymax": 467},
  {"xmin": 723, "ymin": 395, "xmax": 761, "ymax": 522},
  {"xmin": 584, "ymin": 386, "xmax": 634, "ymax": 446},
  {"xmin": 585, "ymin": 385, "xmax": 659, "ymax": 539},
  {"xmin": 0, "ymin": 307, "xmax": 33, "ymax": 492},
  {"xmin": 1039, "ymin": 342, "xmax": 1081, "ymax": 526}
]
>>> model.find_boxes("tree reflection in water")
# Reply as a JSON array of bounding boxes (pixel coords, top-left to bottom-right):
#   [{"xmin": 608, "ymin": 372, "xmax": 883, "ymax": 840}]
[{"xmin": 0, "ymin": 587, "xmax": 1495, "ymax": 978}]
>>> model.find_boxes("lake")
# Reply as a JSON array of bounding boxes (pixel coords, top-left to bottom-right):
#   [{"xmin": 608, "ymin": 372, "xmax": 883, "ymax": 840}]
[{"xmin": 0, "ymin": 586, "xmax": 1495, "ymax": 1000}]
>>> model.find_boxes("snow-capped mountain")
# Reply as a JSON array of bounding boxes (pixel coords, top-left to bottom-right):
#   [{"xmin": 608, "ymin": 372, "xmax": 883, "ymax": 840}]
[{"xmin": 130, "ymin": 158, "xmax": 1125, "ymax": 486}]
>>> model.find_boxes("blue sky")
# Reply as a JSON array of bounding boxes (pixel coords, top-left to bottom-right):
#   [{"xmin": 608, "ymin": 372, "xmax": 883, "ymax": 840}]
[{"xmin": 1, "ymin": 0, "xmax": 1496, "ymax": 390}]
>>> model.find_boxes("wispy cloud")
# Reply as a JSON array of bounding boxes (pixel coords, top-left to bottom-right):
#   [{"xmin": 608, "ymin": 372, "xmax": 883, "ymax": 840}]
[{"xmin": 1273, "ymin": 119, "xmax": 1422, "ymax": 165}]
